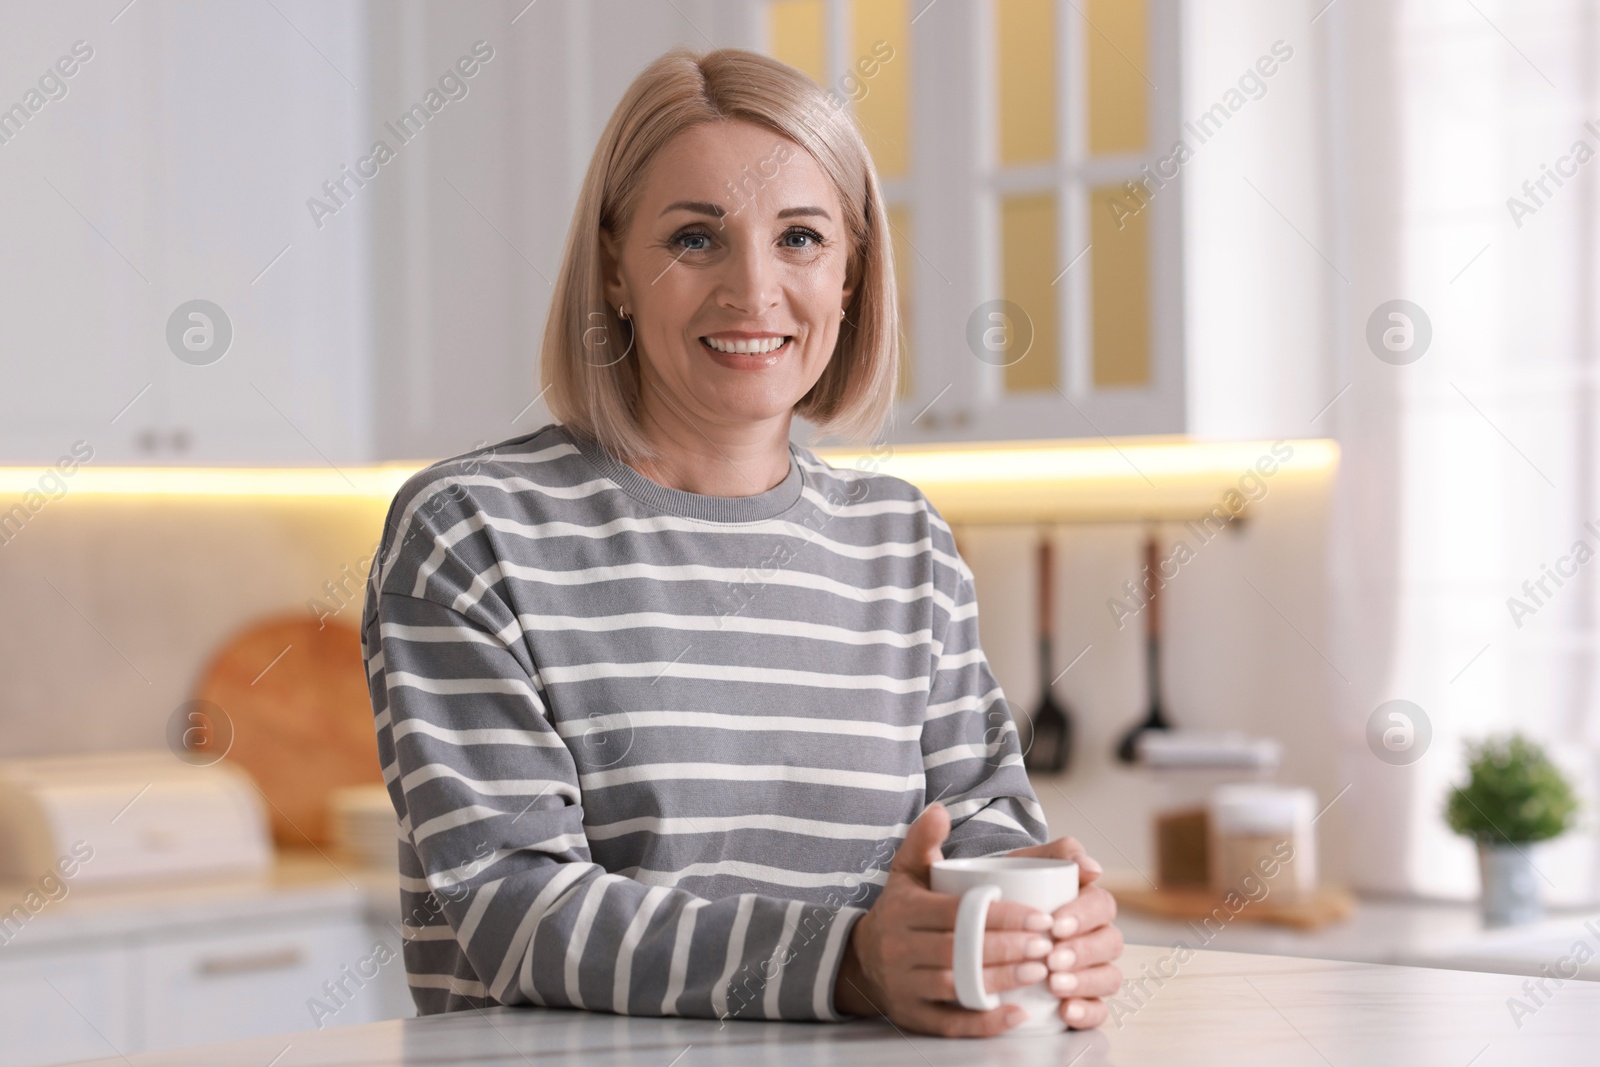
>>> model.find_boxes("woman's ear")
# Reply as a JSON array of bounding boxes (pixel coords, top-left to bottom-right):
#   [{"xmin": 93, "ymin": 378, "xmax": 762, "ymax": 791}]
[
  {"xmin": 840, "ymin": 250, "xmax": 860, "ymax": 311},
  {"xmin": 599, "ymin": 226, "xmax": 628, "ymax": 310}
]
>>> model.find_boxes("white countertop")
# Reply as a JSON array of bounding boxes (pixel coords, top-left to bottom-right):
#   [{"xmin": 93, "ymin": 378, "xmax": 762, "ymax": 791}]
[
  {"xmin": 1112, "ymin": 886, "xmax": 1600, "ymax": 979},
  {"xmin": 61, "ymin": 943, "xmax": 1600, "ymax": 1066},
  {"xmin": 0, "ymin": 851, "xmax": 397, "ymax": 954},
  {"xmin": 14, "ymin": 842, "xmax": 1596, "ymax": 979}
]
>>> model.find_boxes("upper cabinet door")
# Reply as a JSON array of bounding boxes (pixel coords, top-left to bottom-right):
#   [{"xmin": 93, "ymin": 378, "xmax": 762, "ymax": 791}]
[
  {"xmin": 0, "ymin": 2, "xmax": 372, "ymax": 467},
  {"xmin": 765, "ymin": 0, "xmax": 1185, "ymax": 445}
]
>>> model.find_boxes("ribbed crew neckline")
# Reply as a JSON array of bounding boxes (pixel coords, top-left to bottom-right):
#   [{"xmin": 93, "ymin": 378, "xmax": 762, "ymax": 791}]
[{"xmin": 563, "ymin": 424, "xmax": 806, "ymax": 523}]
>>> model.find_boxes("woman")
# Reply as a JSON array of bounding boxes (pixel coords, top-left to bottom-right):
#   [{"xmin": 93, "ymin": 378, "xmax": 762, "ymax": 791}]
[{"xmin": 362, "ymin": 47, "xmax": 1122, "ymax": 1038}]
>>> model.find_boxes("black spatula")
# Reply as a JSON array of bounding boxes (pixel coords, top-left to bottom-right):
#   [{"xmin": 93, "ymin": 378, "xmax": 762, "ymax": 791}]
[
  {"xmin": 1115, "ymin": 535, "xmax": 1173, "ymax": 763},
  {"xmin": 1023, "ymin": 535, "xmax": 1073, "ymax": 773}
]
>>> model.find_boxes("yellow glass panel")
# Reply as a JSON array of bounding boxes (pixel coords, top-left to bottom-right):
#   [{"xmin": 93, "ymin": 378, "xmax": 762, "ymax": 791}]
[
  {"xmin": 997, "ymin": 0, "xmax": 1056, "ymax": 166},
  {"xmin": 1086, "ymin": 0, "xmax": 1148, "ymax": 154},
  {"xmin": 769, "ymin": 1, "xmax": 826, "ymax": 84},
  {"xmin": 1089, "ymin": 183, "xmax": 1150, "ymax": 387},
  {"xmin": 851, "ymin": 0, "xmax": 911, "ymax": 178},
  {"xmin": 888, "ymin": 202, "xmax": 913, "ymax": 398},
  {"xmin": 1001, "ymin": 193, "xmax": 1059, "ymax": 393}
]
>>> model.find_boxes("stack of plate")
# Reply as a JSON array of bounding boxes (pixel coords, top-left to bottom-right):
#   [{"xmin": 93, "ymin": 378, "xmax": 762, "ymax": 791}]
[{"xmin": 329, "ymin": 784, "xmax": 399, "ymax": 869}]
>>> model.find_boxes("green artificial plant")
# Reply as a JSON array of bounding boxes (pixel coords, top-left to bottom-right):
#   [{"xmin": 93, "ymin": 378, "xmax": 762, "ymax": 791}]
[{"xmin": 1444, "ymin": 733, "xmax": 1579, "ymax": 845}]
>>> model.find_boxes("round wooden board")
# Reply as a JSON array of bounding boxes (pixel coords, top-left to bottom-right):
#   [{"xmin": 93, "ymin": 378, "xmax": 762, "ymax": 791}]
[{"xmin": 192, "ymin": 614, "xmax": 382, "ymax": 847}]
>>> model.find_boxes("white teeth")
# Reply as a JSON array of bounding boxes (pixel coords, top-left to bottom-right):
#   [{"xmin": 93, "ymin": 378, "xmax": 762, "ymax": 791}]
[{"xmin": 702, "ymin": 336, "xmax": 788, "ymax": 355}]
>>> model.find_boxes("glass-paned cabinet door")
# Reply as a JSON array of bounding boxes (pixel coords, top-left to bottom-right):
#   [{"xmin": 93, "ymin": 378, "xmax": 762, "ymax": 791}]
[
  {"xmin": 986, "ymin": 0, "xmax": 1180, "ymax": 440},
  {"xmin": 767, "ymin": 0, "xmax": 923, "ymax": 419},
  {"xmin": 762, "ymin": 0, "xmax": 1182, "ymax": 443}
]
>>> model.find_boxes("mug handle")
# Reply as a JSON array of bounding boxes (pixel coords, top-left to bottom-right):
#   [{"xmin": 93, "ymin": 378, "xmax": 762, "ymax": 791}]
[{"xmin": 952, "ymin": 884, "xmax": 1002, "ymax": 1012}]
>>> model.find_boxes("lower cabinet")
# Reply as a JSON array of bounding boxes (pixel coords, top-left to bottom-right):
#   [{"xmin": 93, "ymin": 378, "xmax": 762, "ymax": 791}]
[
  {"xmin": 134, "ymin": 917, "xmax": 388, "ymax": 1051},
  {"xmin": 0, "ymin": 912, "xmax": 412, "ymax": 1067},
  {"xmin": 0, "ymin": 945, "xmax": 133, "ymax": 1067}
]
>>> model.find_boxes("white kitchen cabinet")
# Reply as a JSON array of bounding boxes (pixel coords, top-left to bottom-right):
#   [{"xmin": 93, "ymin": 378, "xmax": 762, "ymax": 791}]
[
  {"xmin": 0, "ymin": 944, "xmax": 133, "ymax": 1067},
  {"xmin": 3, "ymin": 2, "xmax": 562, "ymax": 469},
  {"xmin": 1, "ymin": 2, "xmax": 372, "ymax": 469},
  {"xmin": 0, "ymin": 875, "xmax": 410, "ymax": 1067},
  {"xmin": 134, "ymin": 915, "xmax": 384, "ymax": 1051}
]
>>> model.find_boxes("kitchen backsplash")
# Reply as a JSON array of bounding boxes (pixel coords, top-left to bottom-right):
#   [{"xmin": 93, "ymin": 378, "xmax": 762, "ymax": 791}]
[
  {"xmin": 0, "ymin": 462, "xmax": 1340, "ymax": 883},
  {"xmin": 0, "ymin": 496, "xmax": 392, "ymax": 756}
]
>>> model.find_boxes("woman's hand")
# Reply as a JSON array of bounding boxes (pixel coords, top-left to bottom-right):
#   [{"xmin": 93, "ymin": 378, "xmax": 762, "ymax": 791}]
[
  {"xmin": 1003, "ymin": 835, "xmax": 1123, "ymax": 1029},
  {"xmin": 834, "ymin": 804, "xmax": 1062, "ymax": 1037}
]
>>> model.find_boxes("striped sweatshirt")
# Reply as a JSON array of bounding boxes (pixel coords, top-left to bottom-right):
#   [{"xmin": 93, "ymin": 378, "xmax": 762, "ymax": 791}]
[{"xmin": 360, "ymin": 422, "xmax": 1047, "ymax": 1022}]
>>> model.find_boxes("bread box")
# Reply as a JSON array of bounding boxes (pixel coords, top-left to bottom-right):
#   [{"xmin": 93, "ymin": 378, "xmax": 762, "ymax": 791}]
[{"xmin": 0, "ymin": 751, "xmax": 272, "ymax": 886}]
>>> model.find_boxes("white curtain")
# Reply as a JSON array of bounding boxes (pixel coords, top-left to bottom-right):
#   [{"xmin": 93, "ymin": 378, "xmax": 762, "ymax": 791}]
[{"xmin": 1331, "ymin": 0, "xmax": 1600, "ymax": 902}]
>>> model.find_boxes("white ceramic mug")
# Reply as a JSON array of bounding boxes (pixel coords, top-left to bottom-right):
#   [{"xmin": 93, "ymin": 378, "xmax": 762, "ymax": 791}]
[{"xmin": 929, "ymin": 856, "xmax": 1079, "ymax": 1033}]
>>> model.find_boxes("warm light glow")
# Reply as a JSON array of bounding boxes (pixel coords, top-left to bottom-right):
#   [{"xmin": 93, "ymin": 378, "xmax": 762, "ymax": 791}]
[
  {"xmin": 0, "ymin": 439, "xmax": 1339, "ymax": 522},
  {"xmin": 813, "ymin": 437, "xmax": 1340, "ymax": 523},
  {"xmin": 0, "ymin": 465, "xmax": 421, "ymax": 499}
]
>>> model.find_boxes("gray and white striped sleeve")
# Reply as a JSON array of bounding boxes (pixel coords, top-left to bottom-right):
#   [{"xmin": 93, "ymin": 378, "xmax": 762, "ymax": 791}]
[
  {"xmin": 368, "ymin": 572, "xmax": 865, "ymax": 1021},
  {"xmin": 919, "ymin": 507, "xmax": 1050, "ymax": 857}
]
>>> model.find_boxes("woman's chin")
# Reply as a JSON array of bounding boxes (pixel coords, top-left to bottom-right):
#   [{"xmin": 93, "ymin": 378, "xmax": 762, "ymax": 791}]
[{"xmin": 688, "ymin": 387, "xmax": 806, "ymax": 426}]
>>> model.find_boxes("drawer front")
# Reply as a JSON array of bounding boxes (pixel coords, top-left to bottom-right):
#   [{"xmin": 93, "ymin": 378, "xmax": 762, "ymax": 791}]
[
  {"xmin": 0, "ymin": 944, "xmax": 133, "ymax": 1067},
  {"xmin": 136, "ymin": 917, "xmax": 391, "ymax": 1050}
]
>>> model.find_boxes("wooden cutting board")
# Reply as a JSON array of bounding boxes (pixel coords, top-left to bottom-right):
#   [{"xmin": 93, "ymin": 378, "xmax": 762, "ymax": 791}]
[
  {"xmin": 191, "ymin": 614, "xmax": 382, "ymax": 847},
  {"xmin": 1108, "ymin": 879, "xmax": 1356, "ymax": 931}
]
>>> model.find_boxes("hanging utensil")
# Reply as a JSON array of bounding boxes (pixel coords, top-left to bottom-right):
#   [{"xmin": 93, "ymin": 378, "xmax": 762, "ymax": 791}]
[
  {"xmin": 1023, "ymin": 533, "xmax": 1073, "ymax": 773},
  {"xmin": 1115, "ymin": 534, "xmax": 1174, "ymax": 763}
]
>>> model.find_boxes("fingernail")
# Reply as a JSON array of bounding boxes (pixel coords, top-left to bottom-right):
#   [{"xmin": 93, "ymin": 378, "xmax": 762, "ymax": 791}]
[
  {"xmin": 1005, "ymin": 1006, "xmax": 1028, "ymax": 1026},
  {"xmin": 1053, "ymin": 915, "xmax": 1079, "ymax": 938},
  {"xmin": 1048, "ymin": 948, "xmax": 1076, "ymax": 970},
  {"xmin": 1024, "ymin": 912, "xmax": 1053, "ymax": 932},
  {"xmin": 1050, "ymin": 972, "xmax": 1079, "ymax": 995},
  {"xmin": 1025, "ymin": 937, "xmax": 1052, "ymax": 958},
  {"xmin": 1071, "ymin": 853, "xmax": 1103, "ymax": 875},
  {"xmin": 1017, "ymin": 962, "xmax": 1047, "ymax": 984},
  {"xmin": 1067, "ymin": 1000, "xmax": 1088, "ymax": 1022}
]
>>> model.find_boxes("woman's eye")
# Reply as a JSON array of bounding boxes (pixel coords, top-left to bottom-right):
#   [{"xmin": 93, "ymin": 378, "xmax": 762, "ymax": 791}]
[
  {"xmin": 781, "ymin": 227, "xmax": 823, "ymax": 249},
  {"xmin": 671, "ymin": 230, "xmax": 713, "ymax": 252}
]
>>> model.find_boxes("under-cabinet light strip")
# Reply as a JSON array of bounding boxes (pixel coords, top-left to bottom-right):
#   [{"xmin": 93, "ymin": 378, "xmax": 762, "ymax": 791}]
[{"xmin": 0, "ymin": 439, "xmax": 1339, "ymax": 512}]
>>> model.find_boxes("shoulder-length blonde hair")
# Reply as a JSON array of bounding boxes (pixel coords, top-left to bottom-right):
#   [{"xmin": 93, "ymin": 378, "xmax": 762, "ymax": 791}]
[{"xmin": 539, "ymin": 47, "xmax": 898, "ymax": 463}]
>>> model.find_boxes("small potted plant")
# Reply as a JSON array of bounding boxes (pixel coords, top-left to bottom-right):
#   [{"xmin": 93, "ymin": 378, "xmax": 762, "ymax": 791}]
[{"xmin": 1444, "ymin": 734, "xmax": 1579, "ymax": 926}]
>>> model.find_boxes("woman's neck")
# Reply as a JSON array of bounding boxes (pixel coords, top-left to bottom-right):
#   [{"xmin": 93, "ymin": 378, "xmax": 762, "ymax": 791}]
[{"xmin": 629, "ymin": 390, "xmax": 793, "ymax": 498}]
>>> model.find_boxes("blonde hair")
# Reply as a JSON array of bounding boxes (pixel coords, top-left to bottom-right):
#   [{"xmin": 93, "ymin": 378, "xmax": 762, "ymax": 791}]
[{"xmin": 538, "ymin": 47, "xmax": 898, "ymax": 462}]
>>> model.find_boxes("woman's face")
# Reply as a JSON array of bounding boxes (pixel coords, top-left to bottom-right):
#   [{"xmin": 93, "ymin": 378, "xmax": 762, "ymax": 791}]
[{"xmin": 601, "ymin": 119, "xmax": 855, "ymax": 435}]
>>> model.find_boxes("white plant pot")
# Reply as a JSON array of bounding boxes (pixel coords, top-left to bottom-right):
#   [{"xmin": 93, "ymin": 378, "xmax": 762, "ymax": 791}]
[{"xmin": 1477, "ymin": 841, "xmax": 1541, "ymax": 927}]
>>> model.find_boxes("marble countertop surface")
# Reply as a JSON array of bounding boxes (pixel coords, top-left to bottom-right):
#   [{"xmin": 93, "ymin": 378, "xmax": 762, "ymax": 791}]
[
  {"xmin": 1112, "ymin": 888, "xmax": 1600, "ymax": 978},
  {"xmin": 0, "ymin": 851, "xmax": 397, "ymax": 952},
  {"xmin": 64, "ymin": 943, "xmax": 1600, "ymax": 1066}
]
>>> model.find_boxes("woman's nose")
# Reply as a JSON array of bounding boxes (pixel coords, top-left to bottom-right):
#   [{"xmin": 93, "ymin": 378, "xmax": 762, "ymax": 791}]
[{"xmin": 716, "ymin": 239, "xmax": 780, "ymax": 315}]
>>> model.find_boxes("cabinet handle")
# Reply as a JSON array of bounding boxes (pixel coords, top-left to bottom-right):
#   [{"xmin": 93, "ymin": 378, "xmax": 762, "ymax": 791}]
[{"xmin": 195, "ymin": 946, "xmax": 305, "ymax": 977}]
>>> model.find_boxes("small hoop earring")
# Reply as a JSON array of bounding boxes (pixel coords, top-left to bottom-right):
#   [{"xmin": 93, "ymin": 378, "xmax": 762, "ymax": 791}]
[
  {"xmin": 618, "ymin": 304, "xmax": 629, "ymax": 321},
  {"xmin": 840, "ymin": 307, "xmax": 846, "ymax": 319}
]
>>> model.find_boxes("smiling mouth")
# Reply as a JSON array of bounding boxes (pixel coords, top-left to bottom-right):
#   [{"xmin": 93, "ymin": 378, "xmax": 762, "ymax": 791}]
[{"xmin": 700, "ymin": 336, "xmax": 792, "ymax": 355}]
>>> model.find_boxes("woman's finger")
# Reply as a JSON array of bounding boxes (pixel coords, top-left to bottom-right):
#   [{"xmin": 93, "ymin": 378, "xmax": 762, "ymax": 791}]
[
  {"xmin": 906, "ymin": 957, "xmax": 1051, "ymax": 1003},
  {"xmin": 1046, "ymin": 924, "xmax": 1124, "ymax": 972},
  {"xmin": 1046, "ymin": 963, "xmax": 1123, "ymax": 1000},
  {"xmin": 1005, "ymin": 837, "xmax": 1104, "ymax": 880},
  {"xmin": 1004, "ymin": 835, "xmax": 1085, "ymax": 860},
  {"xmin": 898, "ymin": 928, "xmax": 1053, "ymax": 969},
  {"xmin": 1060, "ymin": 996, "xmax": 1109, "ymax": 1030},
  {"xmin": 904, "ymin": 888, "xmax": 1053, "ymax": 934},
  {"xmin": 1050, "ymin": 882, "xmax": 1118, "ymax": 938},
  {"xmin": 903, "ymin": 1001, "xmax": 1025, "ymax": 1039}
]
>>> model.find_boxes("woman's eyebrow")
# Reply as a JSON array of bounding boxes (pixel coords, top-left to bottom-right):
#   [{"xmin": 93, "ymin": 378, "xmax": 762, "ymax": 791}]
[
  {"xmin": 656, "ymin": 201, "xmax": 833, "ymax": 222},
  {"xmin": 659, "ymin": 200, "xmax": 725, "ymax": 218}
]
